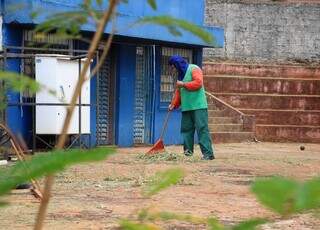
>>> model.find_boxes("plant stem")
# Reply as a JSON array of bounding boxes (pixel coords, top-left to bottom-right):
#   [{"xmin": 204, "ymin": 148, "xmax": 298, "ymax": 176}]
[{"xmin": 34, "ymin": 1, "xmax": 119, "ymax": 229}]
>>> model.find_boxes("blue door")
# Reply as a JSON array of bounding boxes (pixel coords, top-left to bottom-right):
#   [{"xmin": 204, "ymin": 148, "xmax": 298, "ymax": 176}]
[{"xmin": 133, "ymin": 46, "xmax": 155, "ymax": 144}]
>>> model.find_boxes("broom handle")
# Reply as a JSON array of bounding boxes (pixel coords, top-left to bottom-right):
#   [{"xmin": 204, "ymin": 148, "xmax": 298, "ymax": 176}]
[
  {"xmin": 159, "ymin": 110, "xmax": 171, "ymax": 140},
  {"xmin": 158, "ymin": 74, "xmax": 177, "ymax": 140}
]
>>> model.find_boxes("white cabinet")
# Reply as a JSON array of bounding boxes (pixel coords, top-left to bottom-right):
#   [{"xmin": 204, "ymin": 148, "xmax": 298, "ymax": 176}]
[
  {"xmin": 35, "ymin": 55, "xmax": 90, "ymax": 134},
  {"xmin": 35, "ymin": 106, "xmax": 90, "ymax": 134}
]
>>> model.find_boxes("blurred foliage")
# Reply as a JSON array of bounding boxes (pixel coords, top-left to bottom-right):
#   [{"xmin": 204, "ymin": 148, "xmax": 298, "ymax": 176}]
[
  {"xmin": 147, "ymin": 0, "xmax": 157, "ymax": 10},
  {"xmin": 231, "ymin": 219, "xmax": 267, "ymax": 230},
  {"xmin": 0, "ymin": 71, "xmax": 40, "ymax": 109},
  {"xmin": 119, "ymin": 220, "xmax": 160, "ymax": 230},
  {"xmin": 142, "ymin": 168, "xmax": 184, "ymax": 197},
  {"xmin": 252, "ymin": 176, "xmax": 320, "ymax": 217},
  {"xmin": 119, "ymin": 168, "xmax": 320, "ymax": 229},
  {"xmin": 137, "ymin": 16, "xmax": 215, "ymax": 45},
  {"xmin": 207, "ymin": 218, "xmax": 225, "ymax": 230},
  {"xmin": 0, "ymin": 201, "xmax": 9, "ymax": 207},
  {"xmin": 137, "ymin": 152, "xmax": 202, "ymax": 163},
  {"xmin": 0, "ymin": 72, "xmax": 39, "ymax": 93},
  {"xmin": 138, "ymin": 209, "xmax": 207, "ymax": 224},
  {"xmin": 0, "ymin": 147, "xmax": 115, "ymax": 196}
]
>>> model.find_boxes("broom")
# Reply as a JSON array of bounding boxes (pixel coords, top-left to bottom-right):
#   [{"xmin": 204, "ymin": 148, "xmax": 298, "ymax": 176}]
[
  {"xmin": 146, "ymin": 110, "xmax": 171, "ymax": 154},
  {"xmin": 147, "ymin": 68, "xmax": 178, "ymax": 155}
]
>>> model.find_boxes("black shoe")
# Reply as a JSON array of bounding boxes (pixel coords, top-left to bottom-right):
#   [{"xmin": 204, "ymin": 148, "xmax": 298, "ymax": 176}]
[
  {"xmin": 202, "ymin": 155, "xmax": 215, "ymax": 160},
  {"xmin": 184, "ymin": 150, "xmax": 193, "ymax": 157},
  {"xmin": 16, "ymin": 183, "xmax": 32, "ymax": 190}
]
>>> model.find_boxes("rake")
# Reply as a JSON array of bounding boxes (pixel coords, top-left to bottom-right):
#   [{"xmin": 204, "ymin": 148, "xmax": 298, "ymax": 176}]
[{"xmin": 146, "ymin": 110, "xmax": 171, "ymax": 154}]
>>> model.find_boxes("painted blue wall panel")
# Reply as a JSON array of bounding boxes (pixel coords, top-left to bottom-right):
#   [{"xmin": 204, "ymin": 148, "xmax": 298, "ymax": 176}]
[
  {"xmin": 3, "ymin": 26, "xmax": 22, "ymax": 104},
  {"xmin": 90, "ymin": 64, "xmax": 97, "ymax": 147},
  {"xmin": 2, "ymin": 25, "xmax": 27, "ymax": 139},
  {"xmin": 3, "ymin": 25, "xmax": 37, "ymax": 145},
  {"xmin": 116, "ymin": 44, "xmax": 136, "ymax": 147},
  {"xmin": 117, "ymin": 0, "xmax": 204, "ymax": 25},
  {"xmin": 3, "ymin": 0, "xmax": 224, "ymax": 47},
  {"xmin": 154, "ymin": 110, "xmax": 183, "ymax": 145}
]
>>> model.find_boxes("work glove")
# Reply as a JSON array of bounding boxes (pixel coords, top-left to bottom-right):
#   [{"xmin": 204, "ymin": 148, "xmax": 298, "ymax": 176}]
[
  {"xmin": 168, "ymin": 104, "xmax": 174, "ymax": 111},
  {"xmin": 176, "ymin": 80, "xmax": 184, "ymax": 88}
]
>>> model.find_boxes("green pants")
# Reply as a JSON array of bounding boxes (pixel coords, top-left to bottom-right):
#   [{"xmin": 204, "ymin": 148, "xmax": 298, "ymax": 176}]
[{"xmin": 181, "ymin": 109, "xmax": 214, "ymax": 157}]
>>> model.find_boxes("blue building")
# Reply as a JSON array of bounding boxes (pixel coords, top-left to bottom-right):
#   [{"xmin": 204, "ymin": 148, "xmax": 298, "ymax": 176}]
[{"xmin": 0, "ymin": 0, "xmax": 223, "ymax": 148}]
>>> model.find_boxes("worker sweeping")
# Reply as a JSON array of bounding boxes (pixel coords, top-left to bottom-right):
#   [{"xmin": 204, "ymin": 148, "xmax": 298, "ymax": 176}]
[{"xmin": 168, "ymin": 55, "xmax": 215, "ymax": 160}]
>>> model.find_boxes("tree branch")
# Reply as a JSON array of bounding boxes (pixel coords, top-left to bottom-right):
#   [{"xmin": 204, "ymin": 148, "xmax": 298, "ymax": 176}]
[{"xmin": 34, "ymin": 1, "xmax": 119, "ymax": 229}]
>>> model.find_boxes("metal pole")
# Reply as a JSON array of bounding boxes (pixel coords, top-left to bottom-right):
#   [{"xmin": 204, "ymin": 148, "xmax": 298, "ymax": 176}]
[
  {"xmin": 5, "ymin": 45, "xmax": 89, "ymax": 54},
  {"xmin": 3, "ymin": 47, "xmax": 7, "ymax": 124},
  {"xmin": 78, "ymin": 59, "xmax": 82, "ymax": 149},
  {"xmin": 96, "ymin": 53, "xmax": 100, "ymax": 146},
  {"xmin": 32, "ymin": 99, "xmax": 36, "ymax": 152}
]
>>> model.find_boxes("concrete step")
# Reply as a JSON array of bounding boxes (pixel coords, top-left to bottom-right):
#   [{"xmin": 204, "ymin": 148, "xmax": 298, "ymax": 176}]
[
  {"xmin": 208, "ymin": 116, "xmax": 240, "ymax": 124},
  {"xmin": 204, "ymin": 74, "xmax": 320, "ymax": 95},
  {"xmin": 208, "ymin": 109, "xmax": 227, "ymax": 117},
  {"xmin": 215, "ymin": 94, "xmax": 320, "ymax": 110},
  {"xmin": 240, "ymin": 109, "xmax": 320, "ymax": 126},
  {"xmin": 209, "ymin": 124, "xmax": 243, "ymax": 132},
  {"xmin": 211, "ymin": 132, "xmax": 255, "ymax": 143},
  {"xmin": 207, "ymin": 101, "xmax": 218, "ymax": 106},
  {"xmin": 256, "ymin": 125, "xmax": 320, "ymax": 143},
  {"xmin": 203, "ymin": 62, "xmax": 320, "ymax": 79},
  {"xmin": 203, "ymin": 62, "xmax": 320, "ymax": 143}
]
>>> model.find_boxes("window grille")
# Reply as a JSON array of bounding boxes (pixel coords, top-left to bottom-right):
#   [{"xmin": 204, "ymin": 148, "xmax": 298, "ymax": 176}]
[
  {"xmin": 22, "ymin": 30, "xmax": 71, "ymax": 100},
  {"xmin": 133, "ymin": 47, "xmax": 146, "ymax": 144},
  {"xmin": 133, "ymin": 47, "xmax": 154, "ymax": 144},
  {"xmin": 96, "ymin": 53, "xmax": 114, "ymax": 145},
  {"xmin": 160, "ymin": 47, "xmax": 193, "ymax": 103}
]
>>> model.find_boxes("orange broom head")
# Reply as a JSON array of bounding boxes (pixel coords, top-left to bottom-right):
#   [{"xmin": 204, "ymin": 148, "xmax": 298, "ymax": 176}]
[{"xmin": 146, "ymin": 139, "xmax": 165, "ymax": 155}]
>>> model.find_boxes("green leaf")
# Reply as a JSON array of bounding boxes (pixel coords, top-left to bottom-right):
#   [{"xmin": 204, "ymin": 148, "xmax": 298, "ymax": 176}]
[
  {"xmin": 207, "ymin": 217, "xmax": 225, "ymax": 230},
  {"xmin": 167, "ymin": 26, "xmax": 182, "ymax": 37},
  {"xmin": 232, "ymin": 219, "xmax": 267, "ymax": 230},
  {"xmin": 295, "ymin": 177, "xmax": 320, "ymax": 211},
  {"xmin": 252, "ymin": 176, "xmax": 320, "ymax": 216},
  {"xmin": 0, "ymin": 201, "xmax": 9, "ymax": 208},
  {"xmin": 0, "ymin": 147, "xmax": 115, "ymax": 196},
  {"xmin": 96, "ymin": 0, "xmax": 103, "ymax": 6},
  {"xmin": 30, "ymin": 11, "xmax": 40, "ymax": 20},
  {"xmin": 0, "ymin": 71, "xmax": 40, "ymax": 94},
  {"xmin": 0, "ymin": 88, "xmax": 6, "ymax": 110},
  {"xmin": 34, "ymin": 10, "xmax": 90, "ymax": 39},
  {"xmin": 138, "ymin": 209, "xmax": 207, "ymax": 224},
  {"xmin": 138, "ymin": 208, "xmax": 150, "ymax": 221},
  {"xmin": 119, "ymin": 220, "xmax": 159, "ymax": 230},
  {"xmin": 143, "ymin": 168, "xmax": 184, "ymax": 197},
  {"xmin": 147, "ymin": 0, "xmax": 157, "ymax": 10},
  {"xmin": 136, "ymin": 16, "xmax": 215, "ymax": 45},
  {"xmin": 251, "ymin": 177, "xmax": 299, "ymax": 216}
]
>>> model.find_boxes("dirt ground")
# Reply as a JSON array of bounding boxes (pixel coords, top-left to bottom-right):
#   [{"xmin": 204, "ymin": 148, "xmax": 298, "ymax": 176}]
[{"xmin": 0, "ymin": 142, "xmax": 320, "ymax": 229}]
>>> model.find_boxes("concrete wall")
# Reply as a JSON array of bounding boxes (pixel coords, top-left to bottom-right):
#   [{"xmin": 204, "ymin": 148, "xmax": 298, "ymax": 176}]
[{"xmin": 204, "ymin": 0, "xmax": 320, "ymax": 63}]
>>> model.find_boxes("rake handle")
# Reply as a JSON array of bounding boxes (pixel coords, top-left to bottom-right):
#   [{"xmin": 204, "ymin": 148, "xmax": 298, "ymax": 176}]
[{"xmin": 159, "ymin": 110, "xmax": 171, "ymax": 140}]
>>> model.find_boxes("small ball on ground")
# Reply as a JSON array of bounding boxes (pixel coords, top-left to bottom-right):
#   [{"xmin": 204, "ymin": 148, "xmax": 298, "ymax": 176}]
[{"xmin": 300, "ymin": 145, "xmax": 305, "ymax": 151}]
